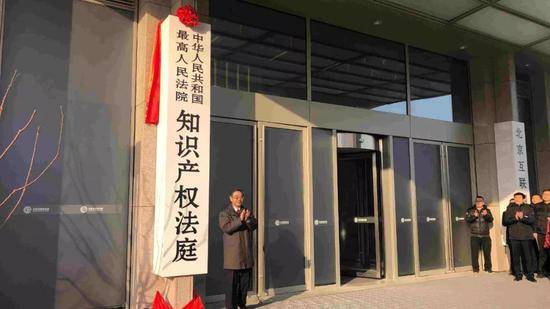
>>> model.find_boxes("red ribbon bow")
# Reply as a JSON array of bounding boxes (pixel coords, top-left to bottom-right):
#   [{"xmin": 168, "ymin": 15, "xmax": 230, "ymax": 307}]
[
  {"xmin": 145, "ymin": 4, "xmax": 200, "ymax": 125},
  {"xmin": 176, "ymin": 4, "xmax": 200, "ymax": 27}
]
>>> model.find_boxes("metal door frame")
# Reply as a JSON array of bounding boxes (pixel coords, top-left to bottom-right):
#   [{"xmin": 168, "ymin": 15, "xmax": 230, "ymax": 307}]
[
  {"xmin": 257, "ymin": 121, "xmax": 310, "ymax": 297},
  {"xmin": 442, "ymin": 142, "xmax": 476, "ymax": 273}
]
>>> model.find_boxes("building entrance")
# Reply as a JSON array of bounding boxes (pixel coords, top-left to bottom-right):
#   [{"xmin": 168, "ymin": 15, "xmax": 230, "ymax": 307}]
[{"xmin": 337, "ymin": 133, "xmax": 383, "ymax": 280}]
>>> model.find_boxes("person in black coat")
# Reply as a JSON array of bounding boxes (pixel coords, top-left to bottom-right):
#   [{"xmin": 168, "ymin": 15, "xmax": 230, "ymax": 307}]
[
  {"xmin": 503, "ymin": 192, "xmax": 537, "ymax": 282},
  {"xmin": 465, "ymin": 196, "xmax": 493, "ymax": 272}
]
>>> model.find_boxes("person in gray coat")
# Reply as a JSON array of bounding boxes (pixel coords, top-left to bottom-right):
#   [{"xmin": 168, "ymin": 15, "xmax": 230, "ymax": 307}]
[{"xmin": 219, "ymin": 189, "xmax": 257, "ymax": 309}]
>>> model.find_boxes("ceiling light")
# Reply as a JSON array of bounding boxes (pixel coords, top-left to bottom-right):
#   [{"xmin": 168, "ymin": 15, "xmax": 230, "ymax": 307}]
[{"xmin": 373, "ymin": 20, "xmax": 383, "ymax": 26}]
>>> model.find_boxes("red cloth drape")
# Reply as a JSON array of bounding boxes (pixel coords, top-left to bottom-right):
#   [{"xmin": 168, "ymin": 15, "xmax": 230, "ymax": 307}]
[
  {"xmin": 152, "ymin": 292, "xmax": 173, "ymax": 309},
  {"xmin": 182, "ymin": 290, "xmax": 204, "ymax": 309},
  {"xmin": 151, "ymin": 290, "xmax": 204, "ymax": 309},
  {"xmin": 145, "ymin": 22, "xmax": 162, "ymax": 125}
]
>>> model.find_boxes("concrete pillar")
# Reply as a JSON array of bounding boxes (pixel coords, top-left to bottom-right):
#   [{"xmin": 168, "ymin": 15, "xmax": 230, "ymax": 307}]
[
  {"xmin": 129, "ymin": 0, "xmax": 193, "ymax": 307},
  {"xmin": 470, "ymin": 53, "xmax": 519, "ymax": 273}
]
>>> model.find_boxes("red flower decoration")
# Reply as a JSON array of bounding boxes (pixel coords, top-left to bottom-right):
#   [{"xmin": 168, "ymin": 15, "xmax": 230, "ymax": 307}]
[{"xmin": 176, "ymin": 4, "xmax": 200, "ymax": 27}]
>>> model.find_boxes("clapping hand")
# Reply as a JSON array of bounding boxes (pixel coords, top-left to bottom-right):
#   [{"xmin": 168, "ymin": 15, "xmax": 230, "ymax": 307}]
[
  {"xmin": 517, "ymin": 211, "xmax": 524, "ymax": 219},
  {"xmin": 481, "ymin": 209, "xmax": 488, "ymax": 216}
]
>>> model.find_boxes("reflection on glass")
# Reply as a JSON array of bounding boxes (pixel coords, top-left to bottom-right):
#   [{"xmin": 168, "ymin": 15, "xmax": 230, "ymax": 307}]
[
  {"xmin": 0, "ymin": 1, "xmax": 133, "ymax": 307},
  {"xmin": 409, "ymin": 47, "xmax": 471, "ymax": 123},
  {"xmin": 311, "ymin": 21, "xmax": 407, "ymax": 115},
  {"xmin": 210, "ymin": 0, "xmax": 306, "ymax": 99}
]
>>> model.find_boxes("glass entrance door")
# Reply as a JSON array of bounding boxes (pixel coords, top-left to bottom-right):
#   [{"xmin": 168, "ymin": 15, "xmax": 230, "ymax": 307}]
[
  {"xmin": 446, "ymin": 145, "xmax": 474, "ymax": 269},
  {"xmin": 413, "ymin": 142, "xmax": 446, "ymax": 272},
  {"xmin": 337, "ymin": 150, "xmax": 382, "ymax": 279},
  {"xmin": 259, "ymin": 123, "xmax": 306, "ymax": 294}
]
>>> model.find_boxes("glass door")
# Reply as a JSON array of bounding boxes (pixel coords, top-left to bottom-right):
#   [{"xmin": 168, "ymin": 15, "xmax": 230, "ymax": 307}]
[
  {"xmin": 337, "ymin": 150, "xmax": 382, "ymax": 279},
  {"xmin": 445, "ymin": 145, "xmax": 475, "ymax": 270},
  {"xmin": 413, "ymin": 142, "xmax": 447, "ymax": 273},
  {"xmin": 258, "ymin": 123, "xmax": 307, "ymax": 295}
]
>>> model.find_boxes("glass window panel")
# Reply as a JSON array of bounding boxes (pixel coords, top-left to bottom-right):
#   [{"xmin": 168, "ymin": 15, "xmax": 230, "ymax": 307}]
[
  {"xmin": 210, "ymin": 0, "xmax": 306, "ymax": 100},
  {"xmin": 311, "ymin": 21, "xmax": 407, "ymax": 115},
  {"xmin": 393, "ymin": 137, "xmax": 415, "ymax": 276},
  {"xmin": 312, "ymin": 129, "xmax": 336, "ymax": 286},
  {"xmin": 0, "ymin": 1, "xmax": 133, "ymax": 308},
  {"xmin": 409, "ymin": 47, "xmax": 472, "ymax": 123}
]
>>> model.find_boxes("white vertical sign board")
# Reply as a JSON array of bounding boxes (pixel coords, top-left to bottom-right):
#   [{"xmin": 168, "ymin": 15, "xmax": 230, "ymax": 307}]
[
  {"xmin": 153, "ymin": 15, "xmax": 210, "ymax": 277},
  {"xmin": 494, "ymin": 121, "xmax": 530, "ymax": 245}
]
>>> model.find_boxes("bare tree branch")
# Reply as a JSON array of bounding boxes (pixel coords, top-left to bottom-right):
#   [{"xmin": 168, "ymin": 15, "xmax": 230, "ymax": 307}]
[
  {"xmin": 0, "ymin": 106, "xmax": 64, "ymax": 210},
  {"xmin": 0, "ymin": 70, "xmax": 19, "ymax": 120},
  {"xmin": 0, "ymin": 109, "xmax": 36, "ymax": 160},
  {"xmin": 0, "ymin": 126, "xmax": 40, "ymax": 229}
]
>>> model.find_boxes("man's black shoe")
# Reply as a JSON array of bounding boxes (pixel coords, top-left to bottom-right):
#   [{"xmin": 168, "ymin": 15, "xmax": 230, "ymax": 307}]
[
  {"xmin": 473, "ymin": 269, "xmax": 479, "ymax": 273},
  {"xmin": 526, "ymin": 276, "xmax": 537, "ymax": 282},
  {"xmin": 485, "ymin": 269, "xmax": 493, "ymax": 273},
  {"xmin": 514, "ymin": 276, "xmax": 522, "ymax": 281},
  {"xmin": 537, "ymin": 273, "xmax": 545, "ymax": 278}
]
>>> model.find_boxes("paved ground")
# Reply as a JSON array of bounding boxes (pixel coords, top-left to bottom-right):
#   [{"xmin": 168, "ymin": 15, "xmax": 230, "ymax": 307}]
[{"xmin": 252, "ymin": 272, "xmax": 550, "ymax": 308}]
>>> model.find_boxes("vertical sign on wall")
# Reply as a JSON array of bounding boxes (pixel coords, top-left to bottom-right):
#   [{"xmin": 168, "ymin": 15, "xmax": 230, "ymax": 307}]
[
  {"xmin": 153, "ymin": 15, "xmax": 211, "ymax": 277},
  {"xmin": 495, "ymin": 121, "xmax": 530, "ymax": 245}
]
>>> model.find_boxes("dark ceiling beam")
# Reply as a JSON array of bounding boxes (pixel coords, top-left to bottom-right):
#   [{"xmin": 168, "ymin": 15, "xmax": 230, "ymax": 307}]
[{"xmin": 448, "ymin": 4, "xmax": 489, "ymax": 24}]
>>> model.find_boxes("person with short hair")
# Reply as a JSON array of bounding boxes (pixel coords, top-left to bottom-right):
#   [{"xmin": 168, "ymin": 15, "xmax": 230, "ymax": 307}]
[
  {"xmin": 534, "ymin": 189, "xmax": 550, "ymax": 277},
  {"xmin": 505, "ymin": 197, "xmax": 515, "ymax": 274},
  {"xmin": 219, "ymin": 189, "xmax": 257, "ymax": 309},
  {"xmin": 503, "ymin": 192, "xmax": 537, "ymax": 282},
  {"xmin": 465, "ymin": 195, "xmax": 493, "ymax": 273}
]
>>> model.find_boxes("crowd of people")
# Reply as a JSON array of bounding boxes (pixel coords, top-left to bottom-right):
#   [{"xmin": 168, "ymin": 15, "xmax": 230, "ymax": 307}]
[{"xmin": 466, "ymin": 189, "xmax": 550, "ymax": 282}]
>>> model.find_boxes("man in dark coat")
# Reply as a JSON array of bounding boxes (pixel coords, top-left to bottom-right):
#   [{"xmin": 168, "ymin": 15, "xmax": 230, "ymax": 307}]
[
  {"xmin": 534, "ymin": 190, "xmax": 550, "ymax": 277},
  {"xmin": 219, "ymin": 189, "xmax": 257, "ymax": 309},
  {"xmin": 503, "ymin": 192, "xmax": 537, "ymax": 282},
  {"xmin": 465, "ymin": 195, "xmax": 493, "ymax": 273}
]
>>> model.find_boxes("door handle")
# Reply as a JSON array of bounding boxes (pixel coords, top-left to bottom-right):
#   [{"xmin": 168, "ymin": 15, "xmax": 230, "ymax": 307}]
[
  {"xmin": 455, "ymin": 216, "xmax": 465, "ymax": 222},
  {"xmin": 400, "ymin": 217, "xmax": 412, "ymax": 223},
  {"xmin": 274, "ymin": 219, "xmax": 290, "ymax": 226},
  {"xmin": 314, "ymin": 219, "xmax": 329, "ymax": 226},
  {"xmin": 354, "ymin": 217, "xmax": 375, "ymax": 223},
  {"xmin": 426, "ymin": 217, "xmax": 437, "ymax": 222}
]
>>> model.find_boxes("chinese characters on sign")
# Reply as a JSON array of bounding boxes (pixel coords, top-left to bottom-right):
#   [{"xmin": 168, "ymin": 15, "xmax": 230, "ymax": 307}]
[
  {"xmin": 153, "ymin": 16, "xmax": 210, "ymax": 277},
  {"xmin": 494, "ymin": 121, "xmax": 530, "ymax": 246}
]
